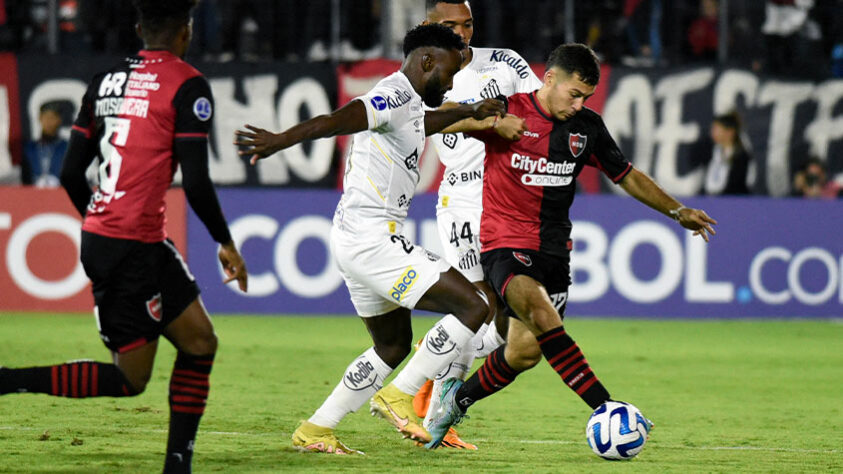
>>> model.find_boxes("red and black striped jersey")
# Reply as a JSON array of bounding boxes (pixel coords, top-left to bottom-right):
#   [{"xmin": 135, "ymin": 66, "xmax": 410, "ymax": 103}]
[
  {"xmin": 471, "ymin": 91, "xmax": 632, "ymax": 256},
  {"xmin": 72, "ymin": 50, "xmax": 213, "ymax": 243}
]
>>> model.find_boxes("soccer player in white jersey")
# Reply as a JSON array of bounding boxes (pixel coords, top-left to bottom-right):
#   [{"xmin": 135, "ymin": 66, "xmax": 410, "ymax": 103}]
[
  {"xmin": 410, "ymin": 0, "xmax": 543, "ymax": 449},
  {"xmin": 235, "ymin": 24, "xmax": 505, "ymax": 454}
]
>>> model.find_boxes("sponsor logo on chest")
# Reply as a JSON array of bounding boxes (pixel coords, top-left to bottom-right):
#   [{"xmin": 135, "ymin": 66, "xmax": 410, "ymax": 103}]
[
  {"xmin": 371, "ymin": 88, "xmax": 413, "ymax": 111},
  {"xmin": 510, "ymin": 152, "xmax": 575, "ymax": 187},
  {"xmin": 480, "ymin": 79, "xmax": 502, "ymax": 100},
  {"xmin": 489, "ymin": 50, "xmax": 531, "ymax": 79},
  {"xmin": 447, "ymin": 169, "xmax": 482, "ymax": 185}
]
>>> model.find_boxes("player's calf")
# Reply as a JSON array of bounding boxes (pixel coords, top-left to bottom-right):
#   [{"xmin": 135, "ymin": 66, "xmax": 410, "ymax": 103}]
[
  {"xmin": 537, "ymin": 326, "xmax": 610, "ymax": 409},
  {"xmin": 164, "ymin": 351, "xmax": 215, "ymax": 474}
]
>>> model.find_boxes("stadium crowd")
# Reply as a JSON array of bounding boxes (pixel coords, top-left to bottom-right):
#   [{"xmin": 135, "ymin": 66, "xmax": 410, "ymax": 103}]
[
  {"xmin": 2, "ymin": 0, "xmax": 842, "ymax": 76},
  {"xmin": 1, "ymin": 0, "xmax": 841, "ymax": 198}
]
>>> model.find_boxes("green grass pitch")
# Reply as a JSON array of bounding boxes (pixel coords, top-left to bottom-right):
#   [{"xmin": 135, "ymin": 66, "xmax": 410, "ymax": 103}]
[{"xmin": 1, "ymin": 313, "xmax": 841, "ymax": 473}]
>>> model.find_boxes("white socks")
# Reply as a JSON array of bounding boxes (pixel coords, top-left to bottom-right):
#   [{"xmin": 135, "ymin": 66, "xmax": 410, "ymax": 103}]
[
  {"xmin": 422, "ymin": 320, "xmax": 507, "ymax": 427},
  {"xmin": 309, "ymin": 347, "xmax": 393, "ymax": 429},
  {"xmin": 474, "ymin": 319, "xmax": 505, "ymax": 358},
  {"xmin": 391, "ymin": 314, "xmax": 475, "ymax": 395}
]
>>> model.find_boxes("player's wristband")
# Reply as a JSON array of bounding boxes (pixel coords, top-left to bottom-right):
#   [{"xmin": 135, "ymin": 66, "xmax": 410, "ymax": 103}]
[{"xmin": 669, "ymin": 205, "xmax": 687, "ymax": 221}]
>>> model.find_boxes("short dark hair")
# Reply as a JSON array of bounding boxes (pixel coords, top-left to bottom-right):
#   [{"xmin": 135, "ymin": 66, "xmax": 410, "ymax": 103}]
[
  {"xmin": 402, "ymin": 23, "xmax": 465, "ymax": 58},
  {"xmin": 546, "ymin": 43, "xmax": 600, "ymax": 86},
  {"xmin": 133, "ymin": 0, "xmax": 198, "ymax": 38},
  {"xmin": 713, "ymin": 111, "xmax": 742, "ymax": 132},
  {"xmin": 425, "ymin": 0, "xmax": 468, "ymax": 11},
  {"xmin": 39, "ymin": 101, "xmax": 62, "ymax": 116}
]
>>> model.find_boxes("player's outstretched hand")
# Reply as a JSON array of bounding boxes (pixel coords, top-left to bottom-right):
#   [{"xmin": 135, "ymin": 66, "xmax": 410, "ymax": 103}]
[
  {"xmin": 677, "ymin": 208, "xmax": 718, "ymax": 242},
  {"xmin": 469, "ymin": 98, "xmax": 506, "ymax": 121},
  {"xmin": 219, "ymin": 241, "xmax": 248, "ymax": 292},
  {"xmin": 494, "ymin": 113, "xmax": 527, "ymax": 141},
  {"xmin": 234, "ymin": 125, "xmax": 282, "ymax": 165}
]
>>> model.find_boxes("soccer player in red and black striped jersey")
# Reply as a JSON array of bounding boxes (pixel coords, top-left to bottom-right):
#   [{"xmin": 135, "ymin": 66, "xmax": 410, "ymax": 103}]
[
  {"xmin": 0, "ymin": 1, "xmax": 247, "ymax": 472},
  {"xmin": 426, "ymin": 43, "xmax": 717, "ymax": 448}
]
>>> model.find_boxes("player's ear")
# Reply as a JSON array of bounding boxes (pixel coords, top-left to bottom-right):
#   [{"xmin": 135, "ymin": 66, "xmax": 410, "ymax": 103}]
[
  {"xmin": 135, "ymin": 23, "xmax": 143, "ymax": 41},
  {"xmin": 421, "ymin": 53, "xmax": 435, "ymax": 73},
  {"xmin": 543, "ymin": 68, "xmax": 555, "ymax": 87}
]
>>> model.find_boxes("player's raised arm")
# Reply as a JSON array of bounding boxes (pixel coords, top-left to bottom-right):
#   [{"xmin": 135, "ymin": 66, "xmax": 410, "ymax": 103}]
[
  {"xmin": 619, "ymin": 167, "xmax": 718, "ymax": 242},
  {"xmin": 235, "ymin": 99, "xmax": 369, "ymax": 165},
  {"xmin": 424, "ymin": 97, "xmax": 505, "ymax": 135}
]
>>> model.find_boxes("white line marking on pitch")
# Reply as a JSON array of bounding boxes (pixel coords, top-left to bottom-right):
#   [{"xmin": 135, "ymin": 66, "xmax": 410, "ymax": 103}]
[
  {"xmin": 489, "ymin": 438, "xmax": 841, "ymax": 454},
  {"xmin": 2, "ymin": 426, "xmax": 839, "ymax": 454}
]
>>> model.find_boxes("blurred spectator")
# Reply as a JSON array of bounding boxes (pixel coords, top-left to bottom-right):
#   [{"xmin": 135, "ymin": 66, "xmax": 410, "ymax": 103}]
[
  {"xmin": 792, "ymin": 158, "xmax": 842, "ymax": 198},
  {"xmin": 687, "ymin": 0, "xmax": 719, "ymax": 61},
  {"xmin": 704, "ymin": 111, "xmax": 754, "ymax": 195},
  {"xmin": 219, "ymin": 0, "xmax": 277, "ymax": 61},
  {"xmin": 307, "ymin": 0, "xmax": 380, "ymax": 62},
  {"xmin": 829, "ymin": 0, "xmax": 843, "ymax": 77},
  {"xmin": 0, "ymin": 0, "xmax": 31, "ymax": 51},
  {"xmin": 187, "ymin": 0, "xmax": 221, "ymax": 60},
  {"xmin": 78, "ymin": 0, "xmax": 138, "ymax": 54},
  {"xmin": 21, "ymin": 102, "xmax": 67, "ymax": 188},
  {"xmin": 762, "ymin": 0, "xmax": 823, "ymax": 77},
  {"xmin": 621, "ymin": 0, "xmax": 662, "ymax": 66}
]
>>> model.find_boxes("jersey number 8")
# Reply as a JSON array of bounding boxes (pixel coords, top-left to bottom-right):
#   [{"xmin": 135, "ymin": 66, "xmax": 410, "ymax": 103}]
[{"xmin": 98, "ymin": 117, "xmax": 131, "ymax": 202}]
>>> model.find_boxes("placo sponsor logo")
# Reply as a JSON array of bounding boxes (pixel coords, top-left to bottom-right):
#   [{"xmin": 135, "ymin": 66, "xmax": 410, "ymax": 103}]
[{"xmin": 390, "ymin": 267, "xmax": 418, "ymax": 302}]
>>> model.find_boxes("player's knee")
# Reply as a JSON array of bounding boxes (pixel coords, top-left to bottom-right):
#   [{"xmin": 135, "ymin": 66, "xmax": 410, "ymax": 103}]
[
  {"xmin": 520, "ymin": 344, "xmax": 543, "ymax": 369},
  {"xmin": 374, "ymin": 342, "xmax": 411, "ymax": 369},
  {"xmin": 459, "ymin": 290, "xmax": 490, "ymax": 331},
  {"xmin": 121, "ymin": 370, "xmax": 149, "ymax": 395},
  {"xmin": 180, "ymin": 331, "xmax": 218, "ymax": 356}
]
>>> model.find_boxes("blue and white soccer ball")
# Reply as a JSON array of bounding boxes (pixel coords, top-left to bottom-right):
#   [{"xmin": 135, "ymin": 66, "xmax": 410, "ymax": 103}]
[{"xmin": 586, "ymin": 401, "xmax": 651, "ymax": 460}]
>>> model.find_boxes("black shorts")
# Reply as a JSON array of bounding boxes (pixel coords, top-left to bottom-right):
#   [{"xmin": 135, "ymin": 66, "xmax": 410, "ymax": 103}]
[
  {"xmin": 481, "ymin": 247, "xmax": 571, "ymax": 319},
  {"xmin": 80, "ymin": 231, "xmax": 200, "ymax": 353}
]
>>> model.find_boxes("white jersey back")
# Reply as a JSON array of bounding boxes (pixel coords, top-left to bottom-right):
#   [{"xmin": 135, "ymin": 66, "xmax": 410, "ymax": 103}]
[
  {"xmin": 432, "ymin": 47, "xmax": 542, "ymax": 209},
  {"xmin": 334, "ymin": 71, "xmax": 426, "ymax": 235}
]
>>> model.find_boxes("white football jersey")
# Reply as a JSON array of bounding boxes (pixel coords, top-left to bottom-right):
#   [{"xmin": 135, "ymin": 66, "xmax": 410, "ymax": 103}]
[
  {"xmin": 334, "ymin": 71, "xmax": 426, "ymax": 235},
  {"xmin": 432, "ymin": 47, "xmax": 543, "ymax": 209}
]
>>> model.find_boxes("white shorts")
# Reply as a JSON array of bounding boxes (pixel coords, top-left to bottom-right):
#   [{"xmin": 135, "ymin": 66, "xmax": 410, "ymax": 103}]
[
  {"xmin": 436, "ymin": 206, "xmax": 483, "ymax": 282},
  {"xmin": 331, "ymin": 226, "xmax": 451, "ymax": 317}
]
